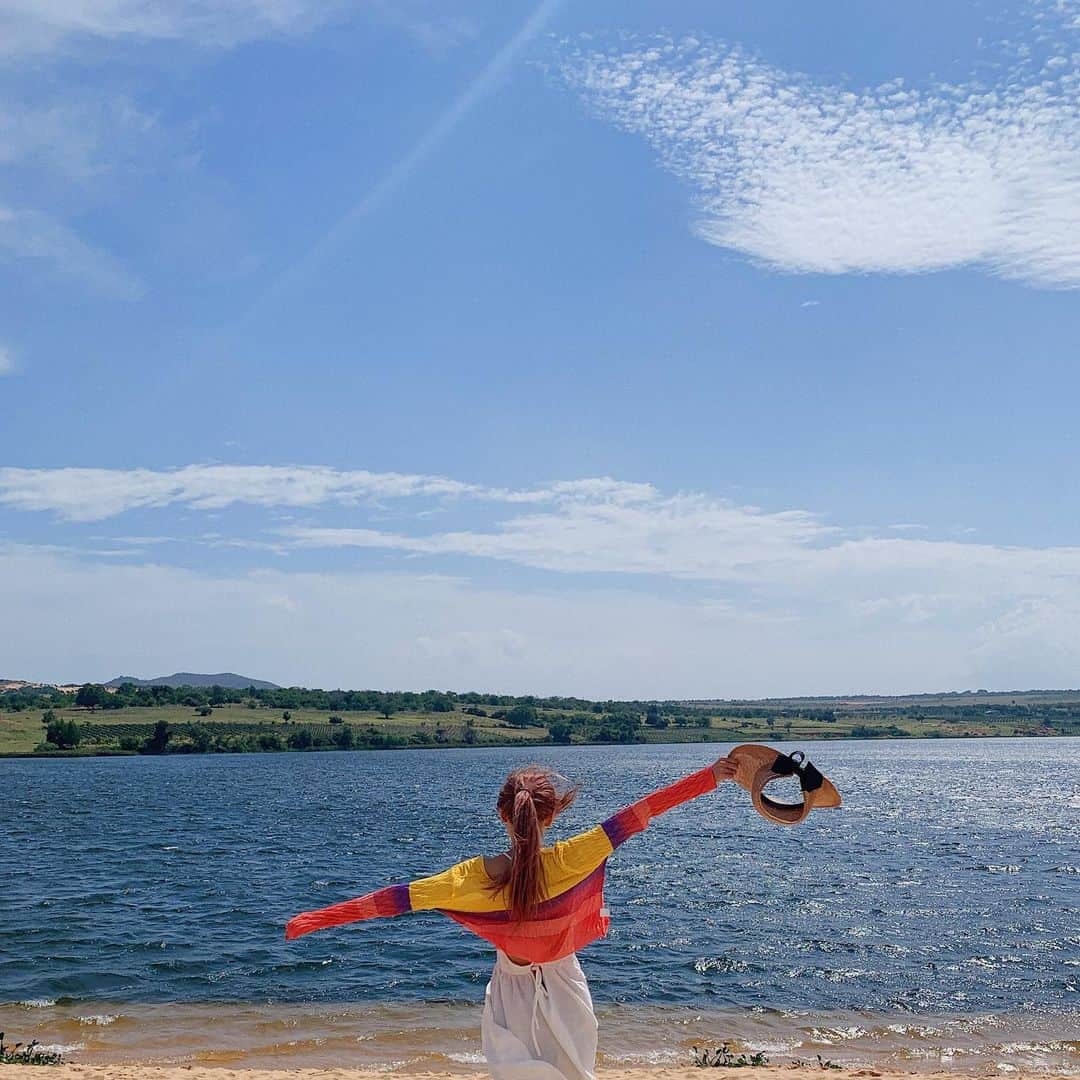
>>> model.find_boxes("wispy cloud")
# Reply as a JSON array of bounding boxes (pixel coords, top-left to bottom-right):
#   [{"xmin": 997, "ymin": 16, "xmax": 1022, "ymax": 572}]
[
  {"xmin": 558, "ymin": 27, "xmax": 1080, "ymax": 288},
  {"xmin": 284, "ymin": 492, "xmax": 832, "ymax": 582},
  {"xmin": 0, "ymin": 92, "xmax": 171, "ymax": 296},
  {"xmin": 0, "ymin": 341, "xmax": 14, "ymax": 374},
  {"xmin": 0, "ymin": 0, "xmax": 344, "ymax": 57},
  {"xmin": 0, "ymin": 0, "xmax": 475, "ymax": 57},
  {"xmin": 364, "ymin": 0, "xmax": 479, "ymax": 53},
  {"xmin": 5, "ymin": 462, "xmax": 1080, "ymax": 617},
  {"xmin": 0, "ymin": 94, "xmax": 163, "ymax": 180},
  {"xmin": 0, "ymin": 464, "xmax": 655, "ymax": 521},
  {"xmin": 0, "ymin": 2, "xmax": 451, "ymax": 294},
  {"xmin": 0, "ymin": 204, "xmax": 143, "ymax": 298}
]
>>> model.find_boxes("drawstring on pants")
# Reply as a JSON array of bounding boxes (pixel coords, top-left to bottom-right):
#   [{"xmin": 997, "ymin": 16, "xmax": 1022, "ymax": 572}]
[{"xmin": 529, "ymin": 963, "xmax": 548, "ymax": 1054}]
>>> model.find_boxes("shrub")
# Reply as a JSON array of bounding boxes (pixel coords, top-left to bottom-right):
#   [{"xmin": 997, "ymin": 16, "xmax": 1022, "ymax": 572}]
[
  {"xmin": 548, "ymin": 721, "xmax": 573, "ymax": 744},
  {"xmin": 45, "ymin": 717, "xmax": 81, "ymax": 749},
  {"xmin": 186, "ymin": 723, "xmax": 213, "ymax": 753},
  {"xmin": 1, "ymin": 1034, "xmax": 65, "ymax": 1066},
  {"xmin": 505, "ymin": 705, "xmax": 538, "ymax": 728},
  {"xmin": 851, "ymin": 724, "xmax": 882, "ymax": 738},
  {"xmin": 75, "ymin": 684, "xmax": 108, "ymax": 711},
  {"xmin": 691, "ymin": 1044, "xmax": 769, "ymax": 1068},
  {"xmin": 645, "ymin": 705, "xmax": 668, "ymax": 728},
  {"xmin": 287, "ymin": 727, "xmax": 314, "ymax": 750},
  {"xmin": 142, "ymin": 719, "xmax": 171, "ymax": 754}
]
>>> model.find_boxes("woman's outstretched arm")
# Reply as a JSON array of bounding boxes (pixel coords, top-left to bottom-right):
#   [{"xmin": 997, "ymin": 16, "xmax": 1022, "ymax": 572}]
[
  {"xmin": 285, "ymin": 883, "xmax": 410, "ymax": 939},
  {"xmin": 600, "ymin": 755, "xmax": 737, "ymax": 849},
  {"xmin": 551, "ymin": 755, "xmax": 737, "ymax": 878}
]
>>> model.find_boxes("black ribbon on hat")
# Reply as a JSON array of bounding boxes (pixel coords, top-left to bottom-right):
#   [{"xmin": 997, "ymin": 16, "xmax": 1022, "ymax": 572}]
[{"xmin": 770, "ymin": 750, "xmax": 825, "ymax": 793}]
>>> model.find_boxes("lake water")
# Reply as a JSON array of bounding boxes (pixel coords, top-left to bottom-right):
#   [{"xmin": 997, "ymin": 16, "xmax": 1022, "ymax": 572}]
[{"xmin": 2, "ymin": 739, "xmax": 1078, "ymax": 1072}]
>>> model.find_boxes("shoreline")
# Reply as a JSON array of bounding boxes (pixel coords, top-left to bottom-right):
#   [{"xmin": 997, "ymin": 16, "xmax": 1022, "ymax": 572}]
[
  {"xmin": 5, "ymin": 730, "xmax": 1079, "ymax": 760},
  {"xmin": 2, "ymin": 1066, "xmax": 1078, "ymax": 1080},
  {"xmin": 2, "ymin": 1001, "xmax": 1076, "ymax": 1077}
]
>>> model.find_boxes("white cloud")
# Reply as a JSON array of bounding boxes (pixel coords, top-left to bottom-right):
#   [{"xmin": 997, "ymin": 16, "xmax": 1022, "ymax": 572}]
[
  {"xmin": 2, "ymin": 541, "xmax": 1079, "ymax": 696},
  {"xmin": 284, "ymin": 521, "xmax": 1080, "ymax": 648},
  {"xmin": 0, "ymin": 94, "xmax": 162, "ymax": 180},
  {"xmin": 364, "ymin": 0, "xmax": 478, "ymax": 53},
  {"xmin": 0, "ymin": 204, "xmax": 143, "ymax": 298},
  {"xmin": 0, "ymin": 342, "xmax": 13, "ymax": 374},
  {"xmin": 6, "ymin": 464, "xmax": 1080, "ymax": 608},
  {"xmin": 284, "ymin": 492, "xmax": 832, "ymax": 582},
  {"xmin": 0, "ymin": 0, "xmax": 342, "ymax": 56},
  {"xmin": 559, "ymin": 33, "xmax": 1080, "ymax": 288},
  {"xmin": 0, "ymin": 0, "xmax": 482, "ymax": 57},
  {"xmin": 6, "ymin": 463, "xmax": 1080, "ymax": 693},
  {"xmin": 0, "ymin": 92, "xmax": 177, "ymax": 295},
  {"xmin": 0, "ymin": 464, "xmax": 655, "ymax": 521}
]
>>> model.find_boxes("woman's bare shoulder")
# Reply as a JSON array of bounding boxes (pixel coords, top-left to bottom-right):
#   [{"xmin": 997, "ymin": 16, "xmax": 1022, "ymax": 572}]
[{"xmin": 483, "ymin": 852, "xmax": 511, "ymax": 881}]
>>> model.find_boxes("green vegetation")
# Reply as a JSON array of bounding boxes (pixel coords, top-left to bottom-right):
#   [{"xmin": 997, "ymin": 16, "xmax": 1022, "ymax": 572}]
[
  {"xmin": 0, "ymin": 1034, "xmax": 64, "ymax": 1066},
  {"xmin": 1, "ymin": 681, "xmax": 1078, "ymax": 757},
  {"xmin": 692, "ymin": 1043, "xmax": 770, "ymax": 1068}
]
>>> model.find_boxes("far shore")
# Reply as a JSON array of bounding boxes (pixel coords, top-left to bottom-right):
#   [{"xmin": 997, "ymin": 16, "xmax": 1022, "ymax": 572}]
[
  {"xmin": 3, "ymin": 685, "xmax": 1078, "ymax": 757},
  {"xmin": 4, "ymin": 725, "xmax": 1080, "ymax": 761}
]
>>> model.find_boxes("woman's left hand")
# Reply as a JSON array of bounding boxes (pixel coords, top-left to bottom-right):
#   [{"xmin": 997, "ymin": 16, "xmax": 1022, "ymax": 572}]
[{"xmin": 711, "ymin": 755, "xmax": 738, "ymax": 784}]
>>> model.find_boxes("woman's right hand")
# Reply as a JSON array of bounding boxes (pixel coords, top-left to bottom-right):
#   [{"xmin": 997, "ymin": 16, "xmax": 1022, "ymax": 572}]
[{"xmin": 711, "ymin": 755, "xmax": 738, "ymax": 784}]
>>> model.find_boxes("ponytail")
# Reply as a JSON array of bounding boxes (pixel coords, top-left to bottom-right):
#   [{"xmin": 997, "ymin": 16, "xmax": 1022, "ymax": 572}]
[
  {"xmin": 492, "ymin": 766, "xmax": 578, "ymax": 923},
  {"xmin": 506, "ymin": 789, "xmax": 543, "ymax": 922}
]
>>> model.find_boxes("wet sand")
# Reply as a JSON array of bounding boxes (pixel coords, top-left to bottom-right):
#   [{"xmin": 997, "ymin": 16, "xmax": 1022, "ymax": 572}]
[
  {"xmin": 1, "ymin": 1065, "xmax": 1077, "ymax": 1080},
  {"xmin": 2, "ymin": 1001, "xmax": 1077, "ymax": 1075}
]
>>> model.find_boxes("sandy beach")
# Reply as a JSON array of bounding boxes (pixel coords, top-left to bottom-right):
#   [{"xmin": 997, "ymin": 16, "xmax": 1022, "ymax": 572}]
[
  {"xmin": 3, "ymin": 1068, "xmax": 1077, "ymax": 1080},
  {"xmin": 3, "ymin": 1066, "xmax": 1077, "ymax": 1080}
]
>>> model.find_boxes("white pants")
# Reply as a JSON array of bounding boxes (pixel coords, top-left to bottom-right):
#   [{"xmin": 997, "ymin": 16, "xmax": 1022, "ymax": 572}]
[{"xmin": 482, "ymin": 950, "xmax": 598, "ymax": 1080}]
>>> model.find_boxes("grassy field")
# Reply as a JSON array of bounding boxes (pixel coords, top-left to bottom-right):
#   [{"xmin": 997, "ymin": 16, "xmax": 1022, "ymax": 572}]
[
  {"xmin": 0, "ymin": 703, "xmax": 550, "ymax": 755},
  {"xmin": 2, "ymin": 692, "xmax": 1078, "ymax": 756}
]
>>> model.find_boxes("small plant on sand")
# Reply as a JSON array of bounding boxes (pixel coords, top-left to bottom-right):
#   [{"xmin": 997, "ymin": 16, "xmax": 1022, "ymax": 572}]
[
  {"xmin": 790, "ymin": 1055, "xmax": 842, "ymax": 1070},
  {"xmin": 0, "ymin": 1033, "xmax": 65, "ymax": 1066},
  {"xmin": 692, "ymin": 1043, "xmax": 770, "ymax": 1067}
]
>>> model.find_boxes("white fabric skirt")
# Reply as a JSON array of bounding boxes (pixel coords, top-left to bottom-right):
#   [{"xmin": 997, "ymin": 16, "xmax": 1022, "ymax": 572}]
[{"xmin": 481, "ymin": 950, "xmax": 598, "ymax": 1080}]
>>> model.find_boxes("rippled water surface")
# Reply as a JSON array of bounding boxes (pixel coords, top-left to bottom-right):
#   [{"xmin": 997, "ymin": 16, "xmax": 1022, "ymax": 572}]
[{"xmin": 2, "ymin": 739, "xmax": 1078, "ymax": 1069}]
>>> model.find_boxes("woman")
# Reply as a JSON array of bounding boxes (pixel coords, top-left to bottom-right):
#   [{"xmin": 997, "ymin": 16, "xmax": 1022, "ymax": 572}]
[{"xmin": 287, "ymin": 754, "xmax": 739, "ymax": 1080}]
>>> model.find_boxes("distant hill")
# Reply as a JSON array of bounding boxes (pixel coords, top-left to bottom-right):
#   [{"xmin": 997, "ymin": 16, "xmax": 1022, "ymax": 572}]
[{"xmin": 105, "ymin": 672, "xmax": 280, "ymax": 690}]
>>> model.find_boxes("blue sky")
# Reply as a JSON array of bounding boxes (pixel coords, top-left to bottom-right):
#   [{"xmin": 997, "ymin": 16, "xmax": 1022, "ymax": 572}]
[{"xmin": 2, "ymin": 0, "xmax": 1078, "ymax": 696}]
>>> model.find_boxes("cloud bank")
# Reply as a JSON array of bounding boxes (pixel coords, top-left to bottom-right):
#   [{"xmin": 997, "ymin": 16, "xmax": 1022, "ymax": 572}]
[
  {"xmin": 6, "ymin": 541, "xmax": 1078, "ymax": 698},
  {"xmin": 559, "ymin": 33, "xmax": 1080, "ymax": 288},
  {"xmin": 3, "ymin": 463, "xmax": 1080, "ymax": 693}
]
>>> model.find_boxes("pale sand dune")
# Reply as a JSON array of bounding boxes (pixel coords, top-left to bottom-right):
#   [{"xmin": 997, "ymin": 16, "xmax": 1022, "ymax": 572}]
[{"xmin": 1, "ymin": 1067, "xmax": 1076, "ymax": 1080}]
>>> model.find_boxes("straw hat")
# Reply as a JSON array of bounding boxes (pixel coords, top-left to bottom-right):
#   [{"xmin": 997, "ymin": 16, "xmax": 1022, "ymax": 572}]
[{"xmin": 729, "ymin": 743, "xmax": 842, "ymax": 826}]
